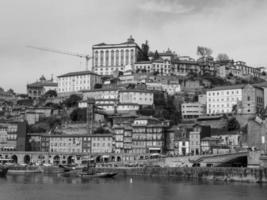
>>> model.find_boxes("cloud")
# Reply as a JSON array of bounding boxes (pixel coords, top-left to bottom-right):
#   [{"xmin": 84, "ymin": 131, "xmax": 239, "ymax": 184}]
[{"xmin": 139, "ymin": 0, "xmax": 194, "ymax": 14}]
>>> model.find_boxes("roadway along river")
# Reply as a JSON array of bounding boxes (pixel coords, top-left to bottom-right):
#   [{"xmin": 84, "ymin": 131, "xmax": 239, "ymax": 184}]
[{"xmin": 0, "ymin": 174, "xmax": 267, "ymax": 200}]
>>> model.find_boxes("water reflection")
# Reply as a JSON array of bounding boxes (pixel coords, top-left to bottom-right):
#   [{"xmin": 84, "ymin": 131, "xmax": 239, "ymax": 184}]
[{"xmin": 0, "ymin": 174, "xmax": 267, "ymax": 200}]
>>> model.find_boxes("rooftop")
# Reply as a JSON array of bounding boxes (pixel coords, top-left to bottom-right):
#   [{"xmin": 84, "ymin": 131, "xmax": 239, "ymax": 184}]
[{"xmin": 58, "ymin": 70, "xmax": 99, "ymax": 78}]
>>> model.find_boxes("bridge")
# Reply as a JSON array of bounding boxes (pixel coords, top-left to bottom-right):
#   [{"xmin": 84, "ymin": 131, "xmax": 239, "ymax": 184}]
[{"xmin": 0, "ymin": 151, "xmax": 157, "ymax": 165}]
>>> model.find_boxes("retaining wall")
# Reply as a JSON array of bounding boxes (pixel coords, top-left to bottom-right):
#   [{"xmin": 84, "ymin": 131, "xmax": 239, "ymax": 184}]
[{"xmin": 100, "ymin": 167, "xmax": 267, "ymax": 183}]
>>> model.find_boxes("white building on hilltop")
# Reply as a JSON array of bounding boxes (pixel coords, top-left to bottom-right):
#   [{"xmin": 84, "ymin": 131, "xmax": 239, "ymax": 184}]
[
  {"xmin": 57, "ymin": 71, "xmax": 101, "ymax": 96},
  {"xmin": 92, "ymin": 36, "xmax": 144, "ymax": 75}
]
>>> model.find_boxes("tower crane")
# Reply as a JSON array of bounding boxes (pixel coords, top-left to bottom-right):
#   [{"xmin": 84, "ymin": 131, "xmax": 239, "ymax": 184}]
[{"xmin": 27, "ymin": 45, "xmax": 92, "ymax": 71}]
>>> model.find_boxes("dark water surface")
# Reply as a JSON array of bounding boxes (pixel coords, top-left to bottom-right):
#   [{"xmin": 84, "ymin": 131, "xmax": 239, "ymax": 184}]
[{"xmin": 0, "ymin": 174, "xmax": 267, "ymax": 200}]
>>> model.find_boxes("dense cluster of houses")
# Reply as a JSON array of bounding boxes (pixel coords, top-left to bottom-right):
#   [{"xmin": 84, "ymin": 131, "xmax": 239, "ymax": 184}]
[{"xmin": 0, "ymin": 36, "xmax": 267, "ymax": 158}]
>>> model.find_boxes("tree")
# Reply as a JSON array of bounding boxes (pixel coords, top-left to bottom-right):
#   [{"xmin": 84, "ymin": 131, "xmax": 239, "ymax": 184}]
[
  {"xmin": 141, "ymin": 69, "xmax": 147, "ymax": 73},
  {"xmin": 153, "ymin": 71, "xmax": 159, "ymax": 76},
  {"xmin": 137, "ymin": 106, "xmax": 155, "ymax": 116},
  {"xmin": 262, "ymin": 71, "xmax": 266, "ymax": 76},
  {"xmin": 94, "ymin": 83, "xmax": 102, "ymax": 89},
  {"xmin": 63, "ymin": 94, "xmax": 82, "ymax": 108},
  {"xmin": 44, "ymin": 90, "xmax": 57, "ymax": 98},
  {"xmin": 141, "ymin": 40, "xmax": 149, "ymax": 61},
  {"xmin": 94, "ymin": 127, "xmax": 110, "ymax": 134},
  {"xmin": 70, "ymin": 108, "xmax": 87, "ymax": 122},
  {"xmin": 7, "ymin": 88, "xmax": 15, "ymax": 95},
  {"xmin": 217, "ymin": 53, "xmax": 229, "ymax": 61},
  {"xmin": 154, "ymin": 50, "xmax": 160, "ymax": 59},
  {"xmin": 197, "ymin": 46, "xmax": 213, "ymax": 58},
  {"xmin": 227, "ymin": 117, "xmax": 240, "ymax": 131}
]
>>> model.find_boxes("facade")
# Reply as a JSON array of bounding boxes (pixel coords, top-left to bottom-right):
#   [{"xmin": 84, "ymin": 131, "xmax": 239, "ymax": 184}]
[
  {"xmin": 40, "ymin": 134, "xmax": 112, "ymax": 154},
  {"xmin": 172, "ymin": 60, "xmax": 200, "ymax": 76},
  {"xmin": 206, "ymin": 84, "xmax": 264, "ymax": 115},
  {"xmin": 189, "ymin": 125, "xmax": 211, "ymax": 155},
  {"xmin": 176, "ymin": 139, "xmax": 190, "ymax": 156},
  {"xmin": 161, "ymin": 82, "xmax": 181, "ymax": 95},
  {"xmin": 0, "ymin": 121, "xmax": 27, "ymax": 151},
  {"xmin": 92, "ymin": 36, "xmax": 143, "ymax": 75},
  {"xmin": 131, "ymin": 116, "xmax": 168, "ymax": 154},
  {"xmin": 181, "ymin": 103, "xmax": 206, "ymax": 119},
  {"xmin": 113, "ymin": 125, "xmax": 133, "ymax": 154},
  {"xmin": 57, "ymin": 71, "xmax": 101, "ymax": 95},
  {"xmin": 91, "ymin": 134, "xmax": 113, "ymax": 154},
  {"xmin": 134, "ymin": 58, "xmax": 172, "ymax": 75},
  {"xmin": 119, "ymin": 89, "xmax": 154, "ymax": 106},
  {"xmin": 27, "ymin": 76, "xmax": 57, "ymax": 99},
  {"xmin": 82, "ymin": 89, "xmax": 119, "ymax": 101}
]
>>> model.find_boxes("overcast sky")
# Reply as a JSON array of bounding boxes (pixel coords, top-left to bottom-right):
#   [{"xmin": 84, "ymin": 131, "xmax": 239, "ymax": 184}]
[{"xmin": 1, "ymin": 0, "xmax": 267, "ymax": 93}]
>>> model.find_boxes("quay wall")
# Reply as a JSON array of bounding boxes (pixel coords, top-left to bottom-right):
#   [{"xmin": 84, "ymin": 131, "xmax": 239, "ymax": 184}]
[{"xmin": 100, "ymin": 167, "xmax": 267, "ymax": 183}]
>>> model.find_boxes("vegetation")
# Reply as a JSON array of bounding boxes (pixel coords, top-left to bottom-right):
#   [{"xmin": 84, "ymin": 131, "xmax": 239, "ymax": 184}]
[
  {"xmin": 63, "ymin": 94, "xmax": 82, "ymax": 108},
  {"xmin": 17, "ymin": 99, "xmax": 33, "ymax": 106},
  {"xmin": 94, "ymin": 127, "xmax": 110, "ymax": 134},
  {"xmin": 70, "ymin": 108, "xmax": 87, "ymax": 122},
  {"xmin": 94, "ymin": 83, "xmax": 102, "ymax": 89},
  {"xmin": 197, "ymin": 46, "xmax": 213, "ymax": 58},
  {"xmin": 227, "ymin": 117, "xmax": 240, "ymax": 131},
  {"xmin": 216, "ymin": 53, "xmax": 229, "ymax": 61},
  {"xmin": 44, "ymin": 90, "xmax": 57, "ymax": 98}
]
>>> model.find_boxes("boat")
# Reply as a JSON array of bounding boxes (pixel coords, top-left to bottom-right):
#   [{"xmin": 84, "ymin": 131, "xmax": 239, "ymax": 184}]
[
  {"xmin": 8, "ymin": 165, "xmax": 43, "ymax": 174},
  {"xmin": 78, "ymin": 159, "xmax": 117, "ymax": 179},
  {"xmin": 0, "ymin": 165, "xmax": 8, "ymax": 177},
  {"xmin": 80, "ymin": 172, "xmax": 117, "ymax": 178}
]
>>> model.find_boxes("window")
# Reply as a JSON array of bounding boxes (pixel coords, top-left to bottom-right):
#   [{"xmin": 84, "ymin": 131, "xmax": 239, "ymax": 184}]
[{"xmin": 247, "ymin": 96, "xmax": 250, "ymax": 101}]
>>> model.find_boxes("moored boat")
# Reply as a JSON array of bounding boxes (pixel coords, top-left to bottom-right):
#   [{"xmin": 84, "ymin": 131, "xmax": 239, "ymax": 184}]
[
  {"xmin": 8, "ymin": 165, "xmax": 43, "ymax": 174},
  {"xmin": 0, "ymin": 165, "xmax": 9, "ymax": 177},
  {"xmin": 80, "ymin": 172, "xmax": 117, "ymax": 178}
]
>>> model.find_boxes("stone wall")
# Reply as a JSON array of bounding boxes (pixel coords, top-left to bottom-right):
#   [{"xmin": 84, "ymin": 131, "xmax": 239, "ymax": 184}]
[{"xmin": 100, "ymin": 167, "xmax": 267, "ymax": 183}]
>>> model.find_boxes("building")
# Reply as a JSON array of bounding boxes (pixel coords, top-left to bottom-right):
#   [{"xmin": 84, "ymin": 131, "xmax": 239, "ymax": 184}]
[
  {"xmin": 181, "ymin": 103, "xmax": 206, "ymax": 120},
  {"xmin": 57, "ymin": 71, "xmax": 101, "ymax": 96},
  {"xmin": 82, "ymin": 89, "xmax": 119, "ymax": 101},
  {"xmin": 206, "ymin": 84, "xmax": 264, "ymax": 115},
  {"xmin": 91, "ymin": 134, "xmax": 113, "ymax": 154},
  {"xmin": 119, "ymin": 89, "xmax": 154, "ymax": 106},
  {"xmin": 189, "ymin": 124, "xmax": 211, "ymax": 155},
  {"xmin": 27, "ymin": 76, "xmax": 57, "ymax": 99},
  {"xmin": 92, "ymin": 36, "xmax": 144, "ymax": 75},
  {"xmin": 172, "ymin": 60, "xmax": 200, "ymax": 76},
  {"xmin": 0, "ymin": 121, "xmax": 27, "ymax": 151},
  {"xmin": 40, "ymin": 133, "xmax": 112, "ymax": 154},
  {"xmin": 113, "ymin": 125, "xmax": 133, "ymax": 154},
  {"xmin": 200, "ymin": 137, "xmax": 221, "ymax": 154},
  {"xmin": 131, "ymin": 116, "xmax": 168, "ymax": 154},
  {"xmin": 134, "ymin": 58, "xmax": 172, "ymax": 76},
  {"xmin": 161, "ymin": 82, "xmax": 181, "ymax": 95}
]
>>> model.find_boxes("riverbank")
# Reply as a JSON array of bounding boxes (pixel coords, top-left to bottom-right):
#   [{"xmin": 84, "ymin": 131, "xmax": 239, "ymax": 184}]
[{"xmin": 99, "ymin": 167, "xmax": 267, "ymax": 183}]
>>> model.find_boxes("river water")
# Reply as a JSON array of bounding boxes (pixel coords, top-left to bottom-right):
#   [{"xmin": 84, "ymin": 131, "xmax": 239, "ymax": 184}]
[{"xmin": 0, "ymin": 174, "xmax": 267, "ymax": 200}]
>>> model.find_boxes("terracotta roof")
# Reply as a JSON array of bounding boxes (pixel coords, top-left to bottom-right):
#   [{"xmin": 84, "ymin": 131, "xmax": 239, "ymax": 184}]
[
  {"xmin": 207, "ymin": 84, "xmax": 247, "ymax": 91},
  {"xmin": 27, "ymin": 81, "xmax": 57, "ymax": 88},
  {"xmin": 58, "ymin": 70, "xmax": 99, "ymax": 78}
]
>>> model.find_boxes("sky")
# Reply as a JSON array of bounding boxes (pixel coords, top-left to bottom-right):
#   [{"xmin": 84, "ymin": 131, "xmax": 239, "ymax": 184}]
[{"xmin": 1, "ymin": 0, "xmax": 267, "ymax": 93}]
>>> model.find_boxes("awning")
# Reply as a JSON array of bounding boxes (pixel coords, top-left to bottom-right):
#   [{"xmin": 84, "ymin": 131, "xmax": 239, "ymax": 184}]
[
  {"xmin": 150, "ymin": 153, "xmax": 160, "ymax": 156},
  {"xmin": 149, "ymin": 147, "xmax": 161, "ymax": 150}
]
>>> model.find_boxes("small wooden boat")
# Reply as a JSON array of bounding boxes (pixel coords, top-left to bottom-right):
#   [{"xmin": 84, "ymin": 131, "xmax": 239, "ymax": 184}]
[
  {"xmin": 0, "ymin": 165, "xmax": 8, "ymax": 177},
  {"xmin": 80, "ymin": 172, "xmax": 117, "ymax": 178},
  {"xmin": 8, "ymin": 165, "xmax": 42, "ymax": 174}
]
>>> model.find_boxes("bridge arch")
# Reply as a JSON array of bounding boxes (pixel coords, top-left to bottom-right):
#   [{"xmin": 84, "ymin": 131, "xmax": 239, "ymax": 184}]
[
  {"xmin": 67, "ymin": 156, "xmax": 74, "ymax": 164},
  {"xmin": 11, "ymin": 155, "xmax": 18, "ymax": 163},
  {"xmin": 116, "ymin": 156, "xmax": 121, "ymax": 162},
  {"xmin": 24, "ymin": 155, "xmax": 31, "ymax": 164},
  {"xmin": 53, "ymin": 155, "xmax": 60, "ymax": 165}
]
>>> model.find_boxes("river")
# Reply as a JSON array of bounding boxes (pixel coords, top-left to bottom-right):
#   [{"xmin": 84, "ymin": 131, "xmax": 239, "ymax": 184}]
[{"xmin": 0, "ymin": 174, "xmax": 267, "ymax": 200}]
